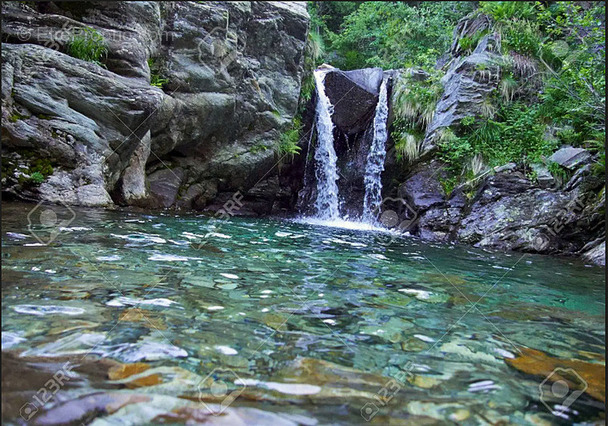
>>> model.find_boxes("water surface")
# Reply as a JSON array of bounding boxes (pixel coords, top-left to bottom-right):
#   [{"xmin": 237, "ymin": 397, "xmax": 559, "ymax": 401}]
[{"xmin": 2, "ymin": 202, "xmax": 605, "ymax": 424}]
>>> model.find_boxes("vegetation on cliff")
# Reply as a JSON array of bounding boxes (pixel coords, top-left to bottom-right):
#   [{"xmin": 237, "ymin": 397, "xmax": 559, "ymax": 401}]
[{"xmin": 307, "ymin": 1, "xmax": 605, "ymax": 188}]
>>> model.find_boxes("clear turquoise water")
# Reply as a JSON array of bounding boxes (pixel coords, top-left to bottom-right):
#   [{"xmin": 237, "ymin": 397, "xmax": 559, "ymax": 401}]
[{"xmin": 1, "ymin": 202, "xmax": 605, "ymax": 424}]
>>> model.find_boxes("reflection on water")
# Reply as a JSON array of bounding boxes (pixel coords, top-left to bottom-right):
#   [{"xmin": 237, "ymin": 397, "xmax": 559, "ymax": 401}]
[{"xmin": 1, "ymin": 202, "xmax": 605, "ymax": 424}]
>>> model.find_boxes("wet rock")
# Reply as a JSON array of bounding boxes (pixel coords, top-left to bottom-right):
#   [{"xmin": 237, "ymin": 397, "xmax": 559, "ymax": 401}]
[
  {"xmin": 549, "ymin": 146, "xmax": 592, "ymax": 170},
  {"xmin": 424, "ymin": 24, "xmax": 501, "ymax": 149},
  {"xmin": 1, "ymin": 352, "xmax": 124, "ymax": 424},
  {"xmin": 1, "ymin": 38, "xmax": 163, "ymax": 206},
  {"xmin": 582, "ymin": 241, "xmax": 605, "ymax": 266},
  {"xmin": 115, "ymin": 337, "xmax": 188, "ymax": 362},
  {"xmin": 398, "ymin": 162, "xmax": 446, "ymax": 212},
  {"xmin": 2, "ymin": 1, "xmax": 310, "ymax": 210},
  {"xmin": 531, "ymin": 163, "xmax": 555, "ymax": 189},
  {"xmin": 322, "ymin": 67, "xmax": 384, "ymax": 134},
  {"xmin": 418, "ymin": 207, "xmax": 462, "ymax": 242},
  {"xmin": 20, "ymin": 332, "xmax": 107, "ymax": 358},
  {"xmin": 120, "ymin": 131, "xmax": 151, "ymax": 205},
  {"xmin": 146, "ymin": 167, "xmax": 184, "ymax": 209},
  {"xmin": 118, "ymin": 308, "xmax": 166, "ymax": 330},
  {"xmin": 33, "ymin": 392, "xmax": 152, "ymax": 425},
  {"xmin": 1, "ymin": 331, "xmax": 25, "ymax": 350}
]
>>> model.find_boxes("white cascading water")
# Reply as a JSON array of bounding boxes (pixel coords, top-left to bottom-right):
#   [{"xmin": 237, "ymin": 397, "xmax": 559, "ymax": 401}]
[
  {"xmin": 312, "ymin": 69, "xmax": 340, "ymax": 220},
  {"xmin": 362, "ymin": 77, "xmax": 389, "ymax": 224}
]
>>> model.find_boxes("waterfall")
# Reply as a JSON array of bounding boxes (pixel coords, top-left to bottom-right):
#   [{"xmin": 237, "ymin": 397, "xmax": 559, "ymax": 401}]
[
  {"xmin": 362, "ymin": 77, "xmax": 389, "ymax": 224},
  {"xmin": 312, "ymin": 69, "xmax": 340, "ymax": 220}
]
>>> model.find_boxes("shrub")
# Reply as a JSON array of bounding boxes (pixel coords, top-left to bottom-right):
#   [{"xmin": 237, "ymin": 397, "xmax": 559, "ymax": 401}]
[
  {"xmin": 67, "ymin": 27, "xmax": 107, "ymax": 65},
  {"xmin": 392, "ymin": 71, "xmax": 443, "ymax": 128},
  {"xmin": 479, "ymin": 1, "xmax": 536, "ymax": 21},
  {"xmin": 275, "ymin": 117, "xmax": 303, "ymax": 160},
  {"xmin": 148, "ymin": 58, "xmax": 169, "ymax": 89},
  {"xmin": 29, "ymin": 172, "xmax": 45, "ymax": 184},
  {"xmin": 394, "ymin": 128, "xmax": 422, "ymax": 163}
]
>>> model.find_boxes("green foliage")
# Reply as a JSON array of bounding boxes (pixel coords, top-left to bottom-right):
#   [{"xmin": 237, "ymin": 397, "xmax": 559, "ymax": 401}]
[
  {"xmin": 307, "ymin": 0, "xmax": 604, "ymax": 189},
  {"xmin": 250, "ymin": 143, "xmax": 270, "ymax": 155},
  {"xmin": 9, "ymin": 111, "xmax": 29, "ymax": 123},
  {"xmin": 393, "ymin": 71, "xmax": 443, "ymax": 128},
  {"xmin": 480, "ymin": 1, "xmax": 536, "ymax": 21},
  {"xmin": 29, "ymin": 157, "xmax": 54, "ymax": 177},
  {"xmin": 67, "ymin": 27, "xmax": 107, "ymax": 65},
  {"xmin": 547, "ymin": 161, "xmax": 568, "ymax": 183},
  {"xmin": 438, "ymin": 103, "xmax": 554, "ymax": 176},
  {"xmin": 148, "ymin": 58, "xmax": 168, "ymax": 89},
  {"xmin": 394, "ymin": 129, "xmax": 422, "ymax": 163},
  {"xmin": 29, "ymin": 172, "xmax": 45, "ymax": 184},
  {"xmin": 499, "ymin": 72, "xmax": 518, "ymax": 102},
  {"xmin": 276, "ymin": 117, "xmax": 303, "ymax": 160},
  {"xmin": 460, "ymin": 116, "xmax": 475, "ymax": 127},
  {"xmin": 439, "ymin": 176, "xmax": 459, "ymax": 197},
  {"xmin": 316, "ymin": 1, "xmax": 475, "ymax": 70}
]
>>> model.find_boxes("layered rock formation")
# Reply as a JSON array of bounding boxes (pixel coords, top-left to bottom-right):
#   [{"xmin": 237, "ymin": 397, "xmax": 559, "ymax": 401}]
[{"xmin": 2, "ymin": 1, "xmax": 309, "ymax": 212}]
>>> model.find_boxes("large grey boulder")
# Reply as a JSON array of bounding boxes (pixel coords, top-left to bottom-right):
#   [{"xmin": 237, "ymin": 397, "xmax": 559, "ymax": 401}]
[
  {"xmin": 582, "ymin": 241, "xmax": 605, "ymax": 266},
  {"xmin": 397, "ymin": 161, "xmax": 446, "ymax": 211},
  {"xmin": 323, "ymin": 67, "xmax": 384, "ymax": 134}
]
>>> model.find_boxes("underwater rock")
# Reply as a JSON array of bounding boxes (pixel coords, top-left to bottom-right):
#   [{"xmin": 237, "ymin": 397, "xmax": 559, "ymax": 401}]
[
  {"xmin": 108, "ymin": 362, "xmax": 162, "ymax": 388},
  {"xmin": 505, "ymin": 346, "xmax": 605, "ymax": 402},
  {"xmin": 118, "ymin": 308, "xmax": 167, "ymax": 330}
]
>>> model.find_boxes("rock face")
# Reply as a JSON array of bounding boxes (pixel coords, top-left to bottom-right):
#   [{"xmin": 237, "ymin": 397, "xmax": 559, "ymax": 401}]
[
  {"xmin": 549, "ymin": 146, "xmax": 593, "ymax": 170},
  {"xmin": 1, "ymin": 1, "xmax": 309, "ymax": 212},
  {"xmin": 395, "ymin": 160, "xmax": 605, "ymax": 262},
  {"xmin": 423, "ymin": 14, "xmax": 501, "ymax": 151}
]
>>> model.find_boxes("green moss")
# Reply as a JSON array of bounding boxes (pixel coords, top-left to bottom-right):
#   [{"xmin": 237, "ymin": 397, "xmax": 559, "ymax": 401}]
[
  {"xmin": 9, "ymin": 111, "xmax": 29, "ymax": 122},
  {"xmin": 251, "ymin": 143, "xmax": 270, "ymax": 154},
  {"xmin": 29, "ymin": 172, "xmax": 45, "ymax": 184},
  {"xmin": 439, "ymin": 176, "xmax": 458, "ymax": 197}
]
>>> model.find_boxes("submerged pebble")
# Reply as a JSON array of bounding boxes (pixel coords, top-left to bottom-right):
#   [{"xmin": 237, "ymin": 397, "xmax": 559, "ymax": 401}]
[{"xmin": 13, "ymin": 305, "xmax": 85, "ymax": 316}]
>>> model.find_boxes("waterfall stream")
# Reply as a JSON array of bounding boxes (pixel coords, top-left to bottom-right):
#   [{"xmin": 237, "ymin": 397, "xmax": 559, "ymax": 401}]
[
  {"xmin": 312, "ymin": 69, "xmax": 340, "ymax": 220},
  {"xmin": 301, "ymin": 69, "xmax": 391, "ymax": 231},
  {"xmin": 362, "ymin": 77, "xmax": 389, "ymax": 223}
]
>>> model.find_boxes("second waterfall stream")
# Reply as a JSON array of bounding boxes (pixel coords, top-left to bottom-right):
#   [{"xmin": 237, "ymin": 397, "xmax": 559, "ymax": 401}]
[{"xmin": 362, "ymin": 77, "xmax": 389, "ymax": 224}]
